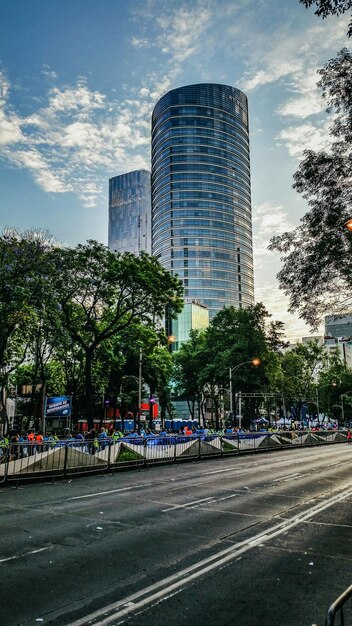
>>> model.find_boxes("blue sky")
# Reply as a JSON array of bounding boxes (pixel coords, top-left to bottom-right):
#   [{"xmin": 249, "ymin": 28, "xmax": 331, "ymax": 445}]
[{"xmin": 0, "ymin": 0, "xmax": 349, "ymax": 340}]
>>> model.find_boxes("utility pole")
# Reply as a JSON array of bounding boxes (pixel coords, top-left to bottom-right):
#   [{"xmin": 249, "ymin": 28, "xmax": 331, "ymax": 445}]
[{"xmin": 138, "ymin": 348, "xmax": 142, "ymax": 434}]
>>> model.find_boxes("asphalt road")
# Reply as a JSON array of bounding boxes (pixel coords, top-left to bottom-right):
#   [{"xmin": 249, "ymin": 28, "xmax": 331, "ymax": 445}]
[{"xmin": 2, "ymin": 445, "xmax": 352, "ymax": 626}]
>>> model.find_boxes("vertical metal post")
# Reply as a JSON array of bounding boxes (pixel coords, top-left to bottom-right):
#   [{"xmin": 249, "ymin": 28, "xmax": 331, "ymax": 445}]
[
  {"xmin": 238, "ymin": 392, "xmax": 242, "ymax": 429},
  {"xmin": 138, "ymin": 348, "xmax": 142, "ymax": 434},
  {"xmin": 316, "ymin": 387, "xmax": 320, "ymax": 424},
  {"xmin": 341, "ymin": 394, "xmax": 345, "ymax": 423},
  {"xmin": 42, "ymin": 387, "xmax": 47, "ymax": 435},
  {"xmin": 229, "ymin": 367, "xmax": 233, "ymax": 415}
]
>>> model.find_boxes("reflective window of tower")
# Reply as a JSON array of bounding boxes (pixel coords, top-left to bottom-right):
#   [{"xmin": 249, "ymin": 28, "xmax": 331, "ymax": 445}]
[
  {"xmin": 109, "ymin": 169, "xmax": 151, "ymax": 255},
  {"xmin": 151, "ymin": 84, "xmax": 254, "ymax": 318}
]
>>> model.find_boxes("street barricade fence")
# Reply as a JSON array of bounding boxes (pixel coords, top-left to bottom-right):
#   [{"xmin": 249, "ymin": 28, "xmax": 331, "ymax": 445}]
[{"xmin": 0, "ymin": 430, "xmax": 348, "ymax": 484}]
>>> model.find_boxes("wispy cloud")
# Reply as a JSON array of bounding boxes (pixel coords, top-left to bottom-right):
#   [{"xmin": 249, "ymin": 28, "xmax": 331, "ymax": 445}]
[
  {"xmin": 255, "ymin": 282, "xmax": 317, "ymax": 342},
  {"xmin": 253, "ymin": 202, "xmax": 294, "ymax": 257},
  {"xmin": 0, "ymin": 75, "xmax": 151, "ymax": 206},
  {"xmin": 276, "ymin": 118, "xmax": 333, "ymax": 158},
  {"xmin": 238, "ymin": 17, "xmax": 348, "ymax": 158},
  {"xmin": 157, "ymin": 3, "xmax": 211, "ymax": 63}
]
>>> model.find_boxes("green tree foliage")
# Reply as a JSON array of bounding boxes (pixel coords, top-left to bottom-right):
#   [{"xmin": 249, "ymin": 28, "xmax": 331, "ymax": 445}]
[
  {"xmin": 269, "ymin": 48, "xmax": 352, "ymax": 329},
  {"xmin": 0, "ymin": 228, "xmax": 57, "ymax": 427},
  {"xmin": 0, "ymin": 232, "xmax": 183, "ymax": 432},
  {"xmin": 173, "ymin": 329, "xmax": 208, "ymax": 423},
  {"xmin": 280, "ymin": 341, "xmax": 325, "ymax": 403},
  {"xmin": 51, "ymin": 242, "xmax": 183, "ymax": 428},
  {"xmin": 300, "ymin": 1, "xmax": 352, "ymax": 36},
  {"xmin": 172, "ymin": 304, "xmax": 286, "ymax": 428}
]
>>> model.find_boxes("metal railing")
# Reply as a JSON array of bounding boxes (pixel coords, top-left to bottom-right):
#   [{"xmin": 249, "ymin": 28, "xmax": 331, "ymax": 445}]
[
  {"xmin": 326, "ymin": 584, "xmax": 352, "ymax": 625},
  {"xmin": 0, "ymin": 429, "xmax": 347, "ymax": 484}
]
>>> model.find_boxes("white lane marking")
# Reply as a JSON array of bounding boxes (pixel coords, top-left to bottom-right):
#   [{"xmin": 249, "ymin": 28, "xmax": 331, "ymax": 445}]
[
  {"xmin": 69, "ymin": 483, "xmax": 152, "ymax": 500},
  {"xmin": 187, "ymin": 494, "xmax": 239, "ymax": 510},
  {"xmin": 204, "ymin": 467, "xmax": 240, "ymax": 475},
  {"xmin": 272, "ymin": 473, "xmax": 302, "ymax": 482},
  {"xmin": 283, "ymin": 473, "xmax": 311, "ymax": 482},
  {"xmin": 68, "ymin": 483, "xmax": 352, "ymax": 626},
  {"xmin": 0, "ymin": 547, "xmax": 51, "ymax": 563},
  {"xmin": 162, "ymin": 497, "xmax": 214, "ymax": 512}
]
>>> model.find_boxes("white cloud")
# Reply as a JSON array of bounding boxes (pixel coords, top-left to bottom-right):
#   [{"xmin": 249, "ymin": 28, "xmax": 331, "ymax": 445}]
[
  {"xmin": 157, "ymin": 5, "xmax": 211, "ymax": 63},
  {"xmin": 253, "ymin": 202, "xmax": 294, "ymax": 257},
  {"xmin": 131, "ymin": 37, "xmax": 150, "ymax": 48},
  {"xmin": 277, "ymin": 119, "xmax": 333, "ymax": 158},
  {"xmin": 0, "ymin": 72, "xmax": 24, "ymax": 145},
  {"xmin": 42, "ymin": 65, "xmax": 58, "ymax": 80},
  {"xmin": 0, "ymin": 73, "xmax": 151, "ymax": 207},
  {"xmin": 255, "ymin": 282, "xmax": 315, "ymax": 342}
]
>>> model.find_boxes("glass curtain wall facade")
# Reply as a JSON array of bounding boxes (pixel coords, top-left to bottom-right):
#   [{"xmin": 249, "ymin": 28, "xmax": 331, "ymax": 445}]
[
  {"xmin": 167, "ymin": 301, "xmax": 209, "ymax": 352},
  {"xmin": 151, "ymin": 83, "xmax": 254, "ymax": 317},
  {"xmin": 109, "ymin": 169, "xmax": 151, "ymax": 255}
]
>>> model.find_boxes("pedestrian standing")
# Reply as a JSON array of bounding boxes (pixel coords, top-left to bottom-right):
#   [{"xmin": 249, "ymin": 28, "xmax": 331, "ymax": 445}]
[{"xmin": 347, "ymin": 429, "xmax": 352, "ymax": 444}]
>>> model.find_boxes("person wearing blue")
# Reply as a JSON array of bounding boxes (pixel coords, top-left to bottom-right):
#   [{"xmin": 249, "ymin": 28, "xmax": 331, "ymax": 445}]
[
  {"xmin": 98, "ymin": 427, "xmax": 108, "ymax": 450},
  {"xmin": 128, "ymin": 430, "xmax": 139, "ymax": 439}
]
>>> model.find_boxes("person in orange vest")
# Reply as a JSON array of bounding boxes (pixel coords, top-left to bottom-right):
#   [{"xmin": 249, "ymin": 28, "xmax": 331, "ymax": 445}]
[
  {"xmin": 27, "ymin": 430, "xmax": 35, "ymax": 456},
  {"xmin": 35, "ymin": 431, "xmax": 43, "ymax": 452}
]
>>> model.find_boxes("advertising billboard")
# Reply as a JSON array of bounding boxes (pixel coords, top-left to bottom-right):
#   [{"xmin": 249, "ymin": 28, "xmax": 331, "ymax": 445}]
[{"xmin": 45, "ymin": 396, "xmax": 72, "ymax": 418}]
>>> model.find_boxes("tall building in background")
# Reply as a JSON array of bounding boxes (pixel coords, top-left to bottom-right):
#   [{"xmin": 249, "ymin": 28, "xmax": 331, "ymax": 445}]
[
  {"xmin": 151, "ymin": 83, "xmax": 254, "ymax": 318},
  {"xmin": 167, "ymin": 300, "xmax": 209, "ymax": 352},
  {"xmin": 109, "ymin": 169, "xmax": 151, "ymax": 255},
  {"xmin": 325, "ymin": 314, "xmax": 352, "ymax": 338}
]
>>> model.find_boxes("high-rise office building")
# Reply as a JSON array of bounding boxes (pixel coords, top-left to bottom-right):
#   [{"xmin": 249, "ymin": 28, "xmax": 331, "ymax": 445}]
[
  {"xmin": 167, "ymin": 300, "xmax": 209, "ymax": 352},
  {"xmin": 325, "ymin": 314, "xmax": 352, "ymax": 339},
  {"xmin": 109, "ymin": 169, "xmax": 151, "ymax": 255},
  {"xmin": 151, "ymin": 83, "xmax": 254, "ymax": 318}
]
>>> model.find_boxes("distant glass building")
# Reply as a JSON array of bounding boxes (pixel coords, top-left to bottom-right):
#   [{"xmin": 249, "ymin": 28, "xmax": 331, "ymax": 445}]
[
  {"xmin": 109, "ymin": 169, "xmax": 151, "ymax": 255},
  {"xmin": 151, "ymin": 83, "xmax": 254, "ymax": 317},
  {"xmin": 325, "ymin": 314, "xmax": 352, "ymax": 338},
  {"xmin": 167, "ymin": 300, "xmax": 209, "ymax": 352}
]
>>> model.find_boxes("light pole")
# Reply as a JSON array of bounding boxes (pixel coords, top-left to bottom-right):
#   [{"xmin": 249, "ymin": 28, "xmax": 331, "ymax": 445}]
[
  {"xmin": 138, "ymin": 348, "xmax": 142, "ymax": 434},
  {"xmin": 229, "ymin": 359, "xmax": 260, "ymax": 426},
  {"xmin": 119, "ymin": 375, "xmax": 139, "ymax": 433}
]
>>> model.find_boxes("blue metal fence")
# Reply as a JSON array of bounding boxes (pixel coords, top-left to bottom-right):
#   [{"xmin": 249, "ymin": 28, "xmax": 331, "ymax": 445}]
[{"xmin": 0, "ymin": 430, "xmax": 347, "ymax": 483}]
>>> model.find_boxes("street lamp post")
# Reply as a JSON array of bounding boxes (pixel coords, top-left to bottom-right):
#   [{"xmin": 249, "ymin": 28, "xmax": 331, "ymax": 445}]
[
  {"xmin": 138, "ymin": 348, "xmax": 142, "ymax": 434},
  {"xmin": 229, "ymin": 359, "xmax": 260, "ymax": 427}
]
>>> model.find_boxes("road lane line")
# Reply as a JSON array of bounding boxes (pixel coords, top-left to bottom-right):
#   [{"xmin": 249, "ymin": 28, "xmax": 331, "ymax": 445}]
[
  {"xmin": 67, "ymin": 483, "xmax": 352, "ymax": 626},
  {"xmin": 191, "ymin": 494, "xmax": 239, "ymax": 508},
  {"xmin": 162, "ymin": 496, "xmax": 214, "ymax": 512},
  {"xmin": 272, "ymin": 473, "xmax": 302, "ymax": 482},
  {"xmin": 204, "ymin": 467, "xmax": 241, "ymax": 475},
  {"xmin": 69, "ymin": 483, "xmax": 152, "ymax": 500},
  {"xmin": 0, "ymin": 547, "xmax": 51, "ymax": 563}
]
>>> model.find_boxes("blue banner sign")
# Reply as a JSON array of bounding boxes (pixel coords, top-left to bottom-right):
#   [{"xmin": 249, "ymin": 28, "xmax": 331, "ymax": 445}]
[{"xmin": 45, "ymin": 396, "xmax": 72, "ymax": 418}]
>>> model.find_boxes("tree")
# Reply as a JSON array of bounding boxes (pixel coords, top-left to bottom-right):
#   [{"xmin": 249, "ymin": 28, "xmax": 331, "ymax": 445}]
[
  {"xmin": 269, "ymin": 48, "xmax": 352, "ymax": 329},
  {"xmin": 0, "ymin": 228, "xmax": 56, "ymax": 430},
  {"xmin": 52, "ymin": 242, "xmax": 183, "ymax": 429},
  {"xmin": 173, "ymin": 330, "xmax": 208, "ymax": 424},
  {"xmin": 300, "ymin": 1, "xmax": 352, "ymax": 37},
  {"xmin": 172, "ymin": 304, "xmax": 289, "ymax": 428},
  {"xmin": 278, "ymin": 341, "xmax": 326, "ymax": 421}
]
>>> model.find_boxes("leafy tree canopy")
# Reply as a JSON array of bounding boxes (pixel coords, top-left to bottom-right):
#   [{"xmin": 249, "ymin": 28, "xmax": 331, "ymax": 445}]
[
  {"xmin": 300, "ymin": 1, "xmax": 352, "ymax": 36},
  {"xmin": 269, "ymin": 48, "xmax": 352, "ymax": 329}
]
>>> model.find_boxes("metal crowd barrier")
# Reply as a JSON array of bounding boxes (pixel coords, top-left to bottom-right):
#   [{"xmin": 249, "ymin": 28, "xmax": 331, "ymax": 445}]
[
  {"xmin": 326, "ymin": 583, "xmax": 352, "ymax": 625},
  {"xmin": 0, "ymin": 430, "xmax": 347, "ymax": 483}
]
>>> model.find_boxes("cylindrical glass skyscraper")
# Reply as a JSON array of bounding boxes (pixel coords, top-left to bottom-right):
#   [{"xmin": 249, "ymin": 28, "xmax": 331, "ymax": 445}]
[{"xmin": 151, "ymin": 83, "xmax": 254, "ymax": 317}]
